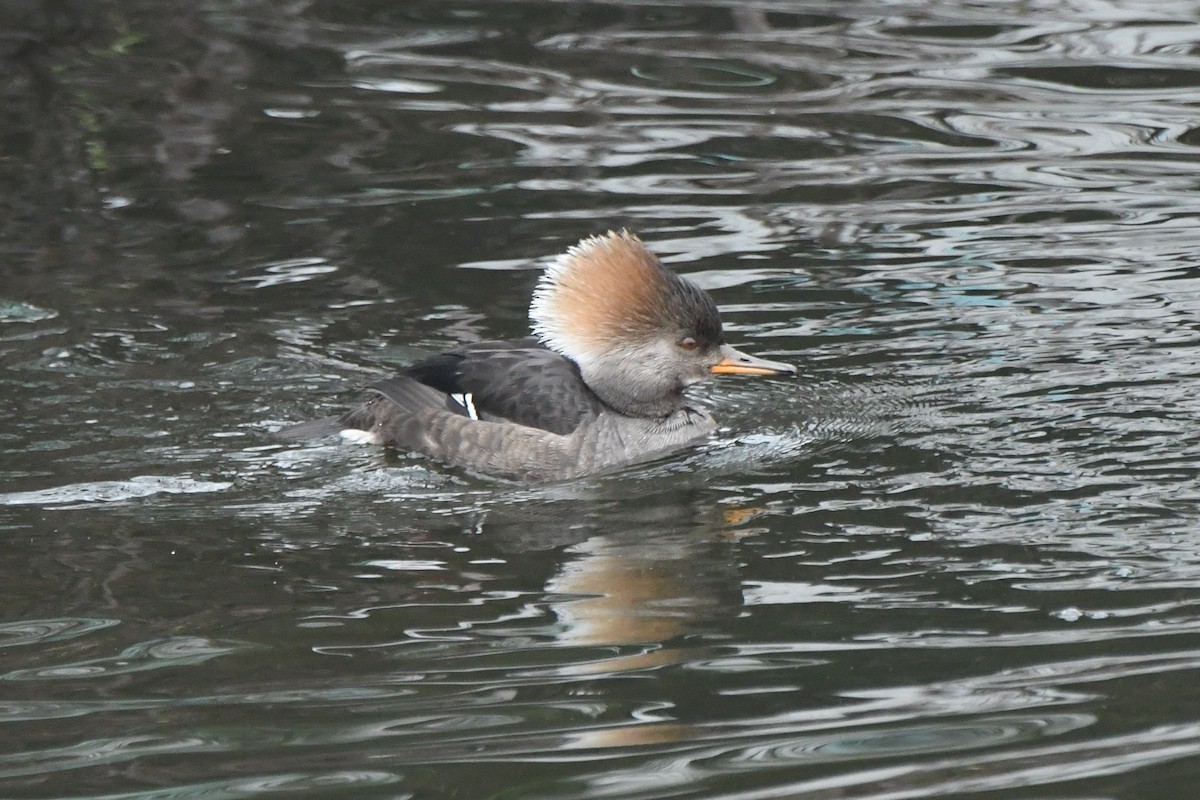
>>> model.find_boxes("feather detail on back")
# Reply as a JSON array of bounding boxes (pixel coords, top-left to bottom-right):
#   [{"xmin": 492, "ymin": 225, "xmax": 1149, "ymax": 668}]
[{"xmin": 404, "ymin": 339, "xmax": 601, "ymax": 434}]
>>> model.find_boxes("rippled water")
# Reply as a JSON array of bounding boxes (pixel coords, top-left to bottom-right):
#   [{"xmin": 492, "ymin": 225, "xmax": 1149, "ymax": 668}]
[{"xmin": 5, "ymin": 0, "xmax": 1200, "ymax": 797}]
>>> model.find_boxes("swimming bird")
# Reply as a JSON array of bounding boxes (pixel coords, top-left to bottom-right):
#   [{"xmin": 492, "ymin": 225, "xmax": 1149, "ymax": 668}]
[{"xmin": 282, "ymin": 230, "xmax": 796, "ymax": 481}]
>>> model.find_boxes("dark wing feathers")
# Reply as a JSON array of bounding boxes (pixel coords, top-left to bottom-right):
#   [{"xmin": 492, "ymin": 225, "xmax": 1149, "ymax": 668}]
[
  {"xmin": 329, "ymin": 375, "xmax": 471, "ymax": 455},
  {"xmin": 403, "ymin": 338, "xmax": 601, "ymax": 435},
  {"xmin": 368, "ymin": 376, "xmax": 471, "ymax": 419},
  {"xmin": 277, "ymin": 339, "xmax": 602, "ymax": 479},
  {"xmin": 333, "ymin": 370, "xmax": 577, "ymax": 482}
]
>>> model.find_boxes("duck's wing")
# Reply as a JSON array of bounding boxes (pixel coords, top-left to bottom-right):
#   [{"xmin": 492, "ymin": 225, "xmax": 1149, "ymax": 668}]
[
  {"xmin": 276, "ymin": 339, "xmax": 603, "ymax": 479},
  {"xmin": 403, "ymin": 338, "xmax": 602, "ymax": 435},
  {"xmin": 348, "ymin": 375, "xmax": 578, "ymax": 482},
  {"xmin": 276, "ymin": 380, "xmax": 472, "ymax": 442}
]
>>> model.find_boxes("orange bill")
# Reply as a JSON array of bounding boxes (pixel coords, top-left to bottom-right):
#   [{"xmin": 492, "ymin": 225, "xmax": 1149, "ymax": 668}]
[{"xmin": 711, "ymin": 344, "xmax": 797, "ymax": 376}]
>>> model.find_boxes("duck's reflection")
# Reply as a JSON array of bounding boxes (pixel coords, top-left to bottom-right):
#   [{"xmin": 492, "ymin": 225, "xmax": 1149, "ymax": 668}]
[
  {"xmin": 546, "ymin": 529, "xmax": 740, "ymax": 673},
  {"xmin": 470, "ymin": 488, "xmax": 753, "ymax": 749}
]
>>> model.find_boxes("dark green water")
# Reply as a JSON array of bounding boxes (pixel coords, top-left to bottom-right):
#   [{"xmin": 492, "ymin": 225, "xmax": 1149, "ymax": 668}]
[{"xmin": 5, "ymin": 1, "xmax": 1200, "ymax": 797}]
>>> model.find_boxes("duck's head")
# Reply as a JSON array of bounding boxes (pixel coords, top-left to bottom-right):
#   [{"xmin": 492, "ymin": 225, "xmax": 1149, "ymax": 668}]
[{"xmin": 530, "ymin": 230, "xmax": 796, "ymax": 418}]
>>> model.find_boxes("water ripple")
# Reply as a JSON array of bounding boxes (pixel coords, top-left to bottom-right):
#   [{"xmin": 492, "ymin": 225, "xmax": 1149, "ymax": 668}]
[
  {"xmin": 0, "ymin": 476, "xmax": 233, "ymax": 507},
  {"xmin": 545, "ymin": 715, "xmax": 1092, "ymax": 800},
  {"xmin": 0, "ymin": 735, "xmax": 219, "ymax": 780},
  {"xmin": 2, "ymin": 638, "xmax": 248, "ymax": 681},
  {"xmin": 702, "ymin": 722, "xmax": 1200, "ymax": 800},
  {"xmin": 0, "ymin": 618, "xmax": 119, "ymax": 649},
  {"xmin": 40, "ymin": 770, "xmax": 402, "ymax": 799},
  {"xmin": 8, "ymin": 2, "xmax": 1200, "ymax": 799},
  {"xmin": 0, "ymin": 688, "xmax": 414, "ymax": 723}
]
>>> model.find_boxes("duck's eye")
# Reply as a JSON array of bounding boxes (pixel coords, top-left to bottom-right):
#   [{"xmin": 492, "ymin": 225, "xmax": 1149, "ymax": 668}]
[{"xmin": 678, "ymin": 336, "xmax": 699, "ymax": 351}]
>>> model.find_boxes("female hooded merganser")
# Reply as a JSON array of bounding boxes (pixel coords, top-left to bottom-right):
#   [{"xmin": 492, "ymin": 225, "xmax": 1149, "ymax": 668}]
[{"xmin": 283, "ymin": 230, "xmax": 796, "ymax": 481}]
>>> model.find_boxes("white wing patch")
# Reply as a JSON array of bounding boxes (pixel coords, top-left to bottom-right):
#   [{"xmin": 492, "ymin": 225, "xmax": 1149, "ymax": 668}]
[{"xmin": 450, "ymin": 392, "xmax": 480, "ymax": 420}]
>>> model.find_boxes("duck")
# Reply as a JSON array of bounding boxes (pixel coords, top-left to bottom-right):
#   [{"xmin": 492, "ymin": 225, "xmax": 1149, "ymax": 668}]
[{"xmin": 282, "ymin": 230, "xmax": 796, "ymax": 481}]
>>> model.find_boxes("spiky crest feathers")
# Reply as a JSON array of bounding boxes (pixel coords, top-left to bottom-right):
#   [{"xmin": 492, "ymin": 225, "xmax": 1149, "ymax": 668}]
[{"xmin": 530, "ymin": 230, "xmax": 718, "ymax": 362}]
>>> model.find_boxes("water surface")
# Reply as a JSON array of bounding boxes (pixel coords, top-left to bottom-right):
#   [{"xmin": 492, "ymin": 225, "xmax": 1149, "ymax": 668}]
[{"xmin": 4, "ymin": 1, "xmax": 1200, "ymax": 797}]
